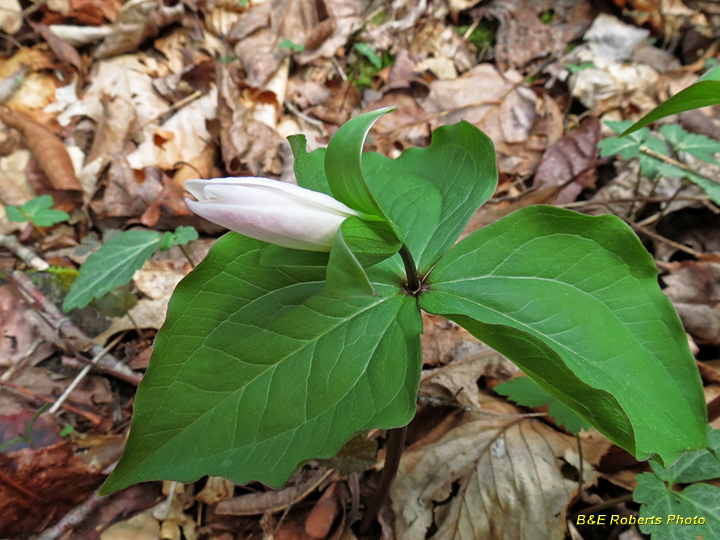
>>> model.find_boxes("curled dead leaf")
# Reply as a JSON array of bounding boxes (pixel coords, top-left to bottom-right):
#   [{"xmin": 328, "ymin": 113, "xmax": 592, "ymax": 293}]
[{"xmin": 0, "ymin": 106, "xmax": 81, "ymax": 193}]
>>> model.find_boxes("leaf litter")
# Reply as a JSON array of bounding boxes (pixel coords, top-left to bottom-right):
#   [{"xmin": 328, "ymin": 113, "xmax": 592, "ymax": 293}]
[{"xmin": 0, "ymin": 0, "xmax": 720, "ymax": 538}]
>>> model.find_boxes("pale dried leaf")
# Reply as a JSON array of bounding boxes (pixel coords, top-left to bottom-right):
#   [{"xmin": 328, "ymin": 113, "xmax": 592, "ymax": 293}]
[
  {"xmin": 0, "ymin": 0, "xmax": 21, "ymax": 34},
  {"xmin": 392, "ymin": 402, "xmax": 586, "ymax": 540}
]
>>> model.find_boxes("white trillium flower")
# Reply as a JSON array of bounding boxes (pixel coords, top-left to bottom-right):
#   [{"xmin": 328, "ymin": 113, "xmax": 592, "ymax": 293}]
[{"xmin": 185, "ymin": 177, "xmax": 360, "ymax": 252}]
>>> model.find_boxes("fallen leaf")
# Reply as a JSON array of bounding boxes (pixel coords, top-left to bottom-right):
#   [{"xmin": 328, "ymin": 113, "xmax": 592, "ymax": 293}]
[
  {"xmin": 663, "ymin": 261, "xmax": 720, "ymax": 344},
  {"xmin": 0, "ymin": 441, "xmax": 106, "ymax": 537},
  {"xmin": 533, "ymin": 116, "xmax": 601, "ymax": 203},
  {"xmin": 0, "ymin": 0, "xmax": 22, "ymax": 34},
  {"xmin": 305, "ymin": 482, "xmax": 341, "ymax": 539},
  {"xmin": 392, "ymin": 400, "xmax": 591, "ymax": 540},
  {"xmin": 33, "ymin": 23, "xmax": 83, "ymax": 72},
  {"xmin": 0, "ymin": 106, "xmax": 81, "ymax": 193}
]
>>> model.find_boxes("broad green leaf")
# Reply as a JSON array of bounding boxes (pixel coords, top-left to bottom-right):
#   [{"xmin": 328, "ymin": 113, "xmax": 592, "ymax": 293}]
[
  {"xmin": 288, "ymin": 134, "xmax": 331, "ymax": 196},
  {"xmin": 340, "ymin": 216, "xmax": 401, "ymax": 267},
  {"xmin": 325, "ymin": 226, "xmax": 375, "ymax": 297},
  {"xmin": 292, "ymin": 120, "xmax": 497, "ymax": 273},
  {"xmin": 660, "ymin": 124, "xmax": 720, "ymax": 164},
  {"xmin": 362, "ymin": 121, "xmax": 497, "ymax": 273},
  {"xmin": 5, "ymin": 194, "xmax": 69, "ymax": 227},
  {"xmin": 651, "ymin": 426, "xmax": 720, "ymax": 484},
  {"xmin": 101, "ymin": 233, "xmax": 422, "ymax": 494},
  {"xmin": 160, "ymin": 226, "xmax": 199, "ymax": 251},
  {"xmin": 63, "ymin": 230, "xmax": 163, "ymax": 312},
  {"xmin": 324, "ymin": 108, "xmax": 397, "ymax": 222},
  {"xmin": 598, "ymin": 121, "xmax": 649, "ymax": 160},
  {"xmin": 634, "ymin": 473, "xmax": 720, "ymax": 539},
  {"xmin": 420, "ymin": 205, "xmax": 707, "ymax": 465},
  {"xmin": 621, "ymin": 65, "xmax": 720, "ymax": 136},
  {"xmin": 494, "ymin": 376, "xmax": 590, "ymax": 434}
]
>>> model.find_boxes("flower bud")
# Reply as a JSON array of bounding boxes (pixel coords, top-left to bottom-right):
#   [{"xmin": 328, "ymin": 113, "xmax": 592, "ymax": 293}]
[{"xmin": 185, "ymin": 177, "xmax": 359, "ymax": 252}]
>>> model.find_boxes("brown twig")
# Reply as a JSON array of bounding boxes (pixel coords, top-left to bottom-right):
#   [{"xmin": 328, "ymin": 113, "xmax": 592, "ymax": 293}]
[
  {"xmin": 0, "ymin": 233, "xmax": 49, "ymax": 270},
  {"xmin": 8, "ymin": 270, "xmax": 141, "ymax": 383},
  {"xmin": 0, "ymin": 380, "xmax": 103, "ymax": 425}
]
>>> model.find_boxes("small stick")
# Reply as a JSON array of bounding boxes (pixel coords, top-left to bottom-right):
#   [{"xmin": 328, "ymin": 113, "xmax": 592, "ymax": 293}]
[
  {"xmin": 48, "ymin": 332, "xmax": 126, "ymax": 415},
  {"xmin": 0, "ymin": 233, "xmax": 49, "ymax": 270},
  {"xmin": 0, "ymin": 380, "xmax": 103, "ymax": 425}
]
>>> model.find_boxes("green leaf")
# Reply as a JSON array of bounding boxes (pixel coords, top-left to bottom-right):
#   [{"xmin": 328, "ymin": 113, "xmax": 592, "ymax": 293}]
[
  {"xmin": 660, "ymin": 124, "xmax": 720, "ymax": 164},
  {"xmin": 101, "ymin": 233, "xmax": 422, "ymax": 494},
  {"xmin": 598, "ymin": 121, "xmax": 649, "ymax": 160},
  {"xmin": 621, "ymin": 65, "xmax": 720, "ymax": 136},
  {"xmin": 94, "ymin": 288, "xmax": 138, "ymax": 318},
  {"xmin": 634, "ymin": 473, "xmax": 720, "ymax": 539},
  {"xmin": 651, "ymin": 426, "xmax": 720, "ymax": 484},
  {"xmin": 420, "ymin": 205, "xmax": 708, "ymax": 465},
  {"xmin": 340, "ymin": 216, "xmax": 401, "ymax": 267},
  {"xmin": 288, "ymin": 134, "xmax": 332, "ymax": 196},
  {"xmin": 362, "ymin": 121, "xmax": 497, "ymax": 273},
  {"xmin": 5, "ymin": 195, "xmax": 69, "ymax": 227},
  {"xmin": 324, "ymin": 108, "xmax": 398, "ymax": 223},
  {"xmin": 292, "ymin": 119, "xmax": 497, "ymax": 273},
  {"xmin": 638, "ymin": 136, "xmax": 676, "ymax": 179},
  {"xmin": 278, "ymin": 38, "xmax": 304, "ymax": 52},
  {"xmin": 63, "ymin": 230, "xmax": 163, "ymax": 312},
  {"xmin": 355, "ymin": 43, "xmax": 381, "ymax": 69},
  {"xmin": 325, "ymin": 225, "xmax": 375, "ymax": 297},
  {"xmin": 160, "ymin": 226, "xmax": 199, "ymax": 251},
  {"xmin": 682, "ymin": 171, "xmax": 720, "ymax": 206},
  {"xmin": 494, "ymin": 376, "xmax": 590, "ymax": 435}
]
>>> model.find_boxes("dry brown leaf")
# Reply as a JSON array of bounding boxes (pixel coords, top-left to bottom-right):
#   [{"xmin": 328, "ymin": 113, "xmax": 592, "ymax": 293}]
[
  {"xmin": 33, "ymin": 23, "xmax": 83, "ymax": 72},
  {"xmin": 392, "ymin": 399, "xmax": 591, "ymax": 540},
  {"xmin": 423, "ymin": 64, "xmax": 557, "ymax": 176},
  {"xmin": 0, "ymin": 106, "xmax": 81, "ymax": 193},
  {"xmin": 0, "ymin": 0, "xmax": 22, "ymax": 34},
  {"xmin": 196, "ymin": 477, "xmax": 236, "ymax": 505},
  {"xmin": 305, "ymin": 482, "xmax": 341, "ymax": 539},
  {"xmin": 94, "ymin": 0, "xmax": 184, "ymax": 59},
  {"xmin": 533, "ymin": 116, "xmax": 600, "ymax": 204},
  {"xmin": 0, "ymin": 285, "xmax": 46, "ymax": 367},
  {"xmin": 663, "ymin": 261, "xmax": 720, "ymax": 344},
  {"xmin": 100, "ymin": 510, "xmax": 161, "ymax": 540},
  {"xmin": 0, "ymin": 441, "xmax": 106, "ymax": 537}
]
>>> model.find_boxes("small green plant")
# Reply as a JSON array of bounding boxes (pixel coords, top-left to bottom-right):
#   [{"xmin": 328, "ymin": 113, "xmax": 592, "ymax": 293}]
[
  {"xmin": 565, "ymin": 62, "xmax": 596, "ymax": 73},
  {"xmin": 0, "ymin": 404, "xmax": 50, "ymax": 452},
  {"xmin": 101, "ymin": 108, "xmax": 707, "ymax": 506},
  {"xmin": 350, "ymin": 45, "xmax": 393, "ymax": 90},
  {"xmin": 278, "ymin": 38, "xmax": 304, "ymax": 53},
  {"xmin": 455, "ymin": 21, "xmax": 498, "ymax": 50},
  {"xmin": 62, "ymin": 226, "xmax": 197, "ymax": 312},
  {"xmin": 5, "ymin": 195, "xmax": 69, "ymax": 228},
  {"xmin": 633, "ymin": 426, "xmax": 720, "ymax": 538},
  {"xmin": 599, "ymin": 120, "xmax": 720, "ymax": 204}
]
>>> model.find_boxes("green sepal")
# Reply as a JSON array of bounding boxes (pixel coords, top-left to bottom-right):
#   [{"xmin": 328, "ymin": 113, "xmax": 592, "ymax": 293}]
[
  {"xmin": 340, "ymin": 216, "xmax": 401, "ymax": 267},
  {"xmin": 326, "ymin": 226, "xmax": 375, "ymax": 297},
  {"xmin": 287, "ymin": 134, "xmax": 331, "ymax": 196}
]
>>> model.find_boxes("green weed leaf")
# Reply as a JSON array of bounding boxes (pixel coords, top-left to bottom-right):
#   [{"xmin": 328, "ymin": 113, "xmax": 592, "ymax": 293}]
[
  {"xmin": 420, "ymin": 205, "xmax": 708, "ymax": 465},
  {"xmin": 634, "ymin": 473, "xmax": 720, "ymax": 538},
  {"xmin": 5, "ymin": 195, "xmax": 69, "ymax": 227},
  {"xmin": 355, "ymin": 43, "xmax": 381, "ymax": 69},
  {"xmin": 160, "ymin": 226, "xmax": 199, "ymax": 251},
  {"xmin": 494, "ymin": 376, "xmax": 590, "ymax": 434},
  {"xmin": 63, "ymin": 230, "xmax": 163, "ymax": 312},
  {"xmin": 659, "ymin": 124, "xmax": 720, "ymax": 164}
]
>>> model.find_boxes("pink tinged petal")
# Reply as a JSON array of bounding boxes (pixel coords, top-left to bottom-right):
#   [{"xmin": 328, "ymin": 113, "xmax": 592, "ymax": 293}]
[{"xmin": 184, "ymin": 177, "xmax": 360, "ymax": 251}]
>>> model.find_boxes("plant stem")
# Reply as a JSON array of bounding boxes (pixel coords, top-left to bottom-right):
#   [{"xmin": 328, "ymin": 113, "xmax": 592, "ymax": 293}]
[
  {"xmin": 179, "ymin": 245, "xmax": 195, "ymax": 268},
  {"xmin": 399, "ymin": 244, "xmax": 420, "ymax": 293},
  {"xmin": 359, "ymin": 425, "xmax": 407, "ymax": 535}
]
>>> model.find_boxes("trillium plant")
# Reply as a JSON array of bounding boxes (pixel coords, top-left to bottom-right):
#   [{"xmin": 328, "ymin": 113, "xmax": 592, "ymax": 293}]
[{"xmin": 102, "ymin": 108, "xmax": 708, "ymax": 517}]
